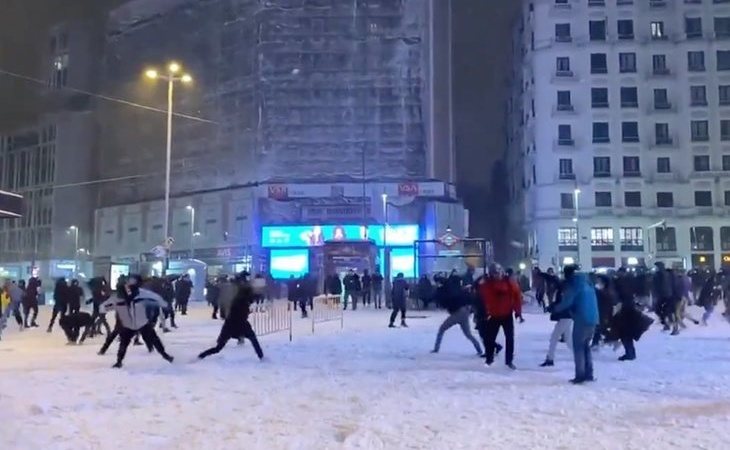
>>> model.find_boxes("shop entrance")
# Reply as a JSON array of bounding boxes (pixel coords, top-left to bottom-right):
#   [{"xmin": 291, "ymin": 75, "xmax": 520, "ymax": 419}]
[{"xmin": 320, "ymin": 240, "xmax": 378, "ymax": 288}]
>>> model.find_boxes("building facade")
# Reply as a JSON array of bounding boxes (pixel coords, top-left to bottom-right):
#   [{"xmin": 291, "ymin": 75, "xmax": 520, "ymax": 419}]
[
  {"xmin": 509, "ymin": 0, "xmax": 730, "ymax": 270},
  {"xmin": 92, "ymin": 0, "xmax": 464, "ymax": 278}
]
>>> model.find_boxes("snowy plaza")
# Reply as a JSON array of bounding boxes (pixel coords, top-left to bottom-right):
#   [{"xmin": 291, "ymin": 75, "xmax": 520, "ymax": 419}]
[{"xmin": 1, "ymin": 305, "xmax": 729, "ymax": 450}]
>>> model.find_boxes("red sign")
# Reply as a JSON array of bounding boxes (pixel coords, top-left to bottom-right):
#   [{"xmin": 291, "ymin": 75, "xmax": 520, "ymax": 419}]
[
  {"xmin": 268, "ymin": 184, "xmax": 288, "ymax": 200},
  {"xmin": 398, "ymin": 182, "xmax": 419, "ymax": 197}
]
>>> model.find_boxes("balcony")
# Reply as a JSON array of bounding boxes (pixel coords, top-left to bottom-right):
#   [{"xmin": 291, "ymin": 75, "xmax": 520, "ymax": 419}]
[
  {"xmin": 624, "ymin": 171, "xmax": 642, "ymax": 178},
  {"xmin": 554, "ymin": 70, "xmax": 575, "ymax": 79},
  {"xmin": 654, "ymin": 137, "xmax": 674, "ymax": 147},
  {"xmin": 555, "ymin": 35, "xmax": 572, "ymax": 43},
  {"xmin": 556, "ymin": 138, "xmax": 575, "ymax": 147},
  {"xmin": 650, "ymin": 0, "xmax": 667, "ymax": 6},
  {"xmin": 621, "ymin": 101, "xmax": 638, "ymax": 108},
  {"xmin": 556, "ymin": 104, "xmax": 574, "ymax": 112},
  {"xmin": 591, "ymin": 67, "xmax": 608, "ymax": 75},
  {"xmin": 651, "ymin": 68, "xmax": 671, "ymax": 77},
  {"xmin": 558, "ymin": 173, "xmax": 576, "ymax": 180},
  {"xmin": 622, "ymin": 136, "xmax": 640, "ymax": 143},
  {"xmin": 593, "ymin": 136, "xmax": 610, "ymax": 144},
  {"xmin": 618, "ymin": 33, "xmax": 634, "ymax": 41},
  {"xmin": 617, "ymin": 0, "xmax": 633, "ymax": 5},
  {"xmin": 588, "ymin": 0, "xmax": 605, "ymax": 6},
  {"xmin": 654, "ymin": 101, "xmax": 672, "ymax": 110},
  {"xmin": 593, "ymin": 171, "xmax": 611, "ymax": 178},
  {"xmin": 592, "ymin": 101, "xmax": 609, "ymax": 109}
]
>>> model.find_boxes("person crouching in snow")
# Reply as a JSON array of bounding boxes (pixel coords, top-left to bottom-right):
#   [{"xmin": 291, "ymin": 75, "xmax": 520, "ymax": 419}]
[
  {"xmin": 198, "ymin": 283, "xmax": 263, "ymax": 361},
  {"xmin": 101, "ymin": 275, "xmax": 174, "ymax": 368},
  {"xmin": 59, "ymin": 311, "xmax": 95, "ymax": 345}
]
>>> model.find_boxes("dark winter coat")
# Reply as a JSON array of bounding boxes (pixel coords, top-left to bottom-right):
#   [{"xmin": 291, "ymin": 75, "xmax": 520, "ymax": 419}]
[
  {"xmin": 326, "ymin": 275, "xmax": 343, "ymax": 295},
  {"xmin": 417, "ymin": 276, "xmax": 434, "ymax": 302},
  {"xmin": 652, "ymin": 267, "xmax": 674, "ymax": 300},
  {"xmin": 206, "ymin": 281, "xmax": 221, "ymax": 305},
  {"xmin": 391, "ymin": 277, "xmax": 409, "ymax": 308},
  {"xmin": 371, "ymin": 273, "xmax": 384, "ymax": 291},
  {"xmin": 220, "ymin": 286, "xmax": 254, "ymax": 338},
  {"xmin": 24, "ymin": 278, "xmax": 41, "ymax": 308},
  {"xmin": 68, "ymin": 283, "xmax": 84, "ymax": 311},
  {"xmin": 53, "ymin": 280, "xmax": 69, "ymax": 311},
  {"xmin": 697, "ymin": 277, "xmax": 721, "ymax": 308},
  {"xmin": 548, "ymin": 280, "xmax": 571, "ymax": 321},
  {"xmin": 175, "ymin": 279, "xmax": 193, "ymax": 301},
  {"xmin": 343, "ymin": 273, "xmax": 361, "ymax": 292}
]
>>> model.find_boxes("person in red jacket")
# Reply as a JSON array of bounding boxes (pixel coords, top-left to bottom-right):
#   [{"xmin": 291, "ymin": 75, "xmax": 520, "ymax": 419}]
[{"xmin": 477, "ymin": 263, "xmax": 522, "ymax": 369}]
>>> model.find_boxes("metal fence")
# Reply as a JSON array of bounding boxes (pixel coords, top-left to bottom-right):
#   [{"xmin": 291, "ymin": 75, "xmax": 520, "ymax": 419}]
[
  {"xmin": 250, "ymin": 300, "xmax": 292, "ymax": 341},
  {"xmin": 312, "ymin": 295, "xmax": 344, "ymax": 333}
]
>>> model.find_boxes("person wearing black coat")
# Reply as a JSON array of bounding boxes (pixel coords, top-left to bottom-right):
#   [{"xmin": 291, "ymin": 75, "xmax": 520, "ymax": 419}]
[
  {"xmin": 541, "ymin": 271, "xmax": 573, "ymax": 367},
  {"xmin": 698, "ymin": 275, "xmax": 722, "ymax": 325},
  {"xmin": 609, "ymin": 274, "xmax": 653, "ymax": 361},
  {"xmin": 198, "ymin": 284, "xmax": 263, "ymax": 360},
  {"xmin": 592, "ymin": 274, "xmax": 617, "ymax": 347},
  {"xmin": 47, "ymin": 278, "xmax": 70, "ymax": 332},
  {"xmin": 23, "ymin": 277, "xmax": 41, "ymax": 328},
  {"xmin": 174, "ymin": 274, "xmax": 193, "ymax": 315},
  {"xmin": 59, "ymin": 311, "xmax": 95, "ymax": 344},
  {"xmin": 68, "ymin": 279, "xmax": 84, "ymax": 315},
  {"xmin": 431, "ymin": 284, "xmax": 482, "ymax": 355},
  {"xmin": 86, "ymin": 277, "xmax": 111, "ymax": 336},
  {"xmin": 388, "ymin": 273, "xmax": 409, "ymax": 327},
  {"xmin": 206, "ymin": 278, "xmax": 221, "ymax": 319},
  {"xmin": 417, "ymin": 275, "xmax": 435, "ymax": 310}
]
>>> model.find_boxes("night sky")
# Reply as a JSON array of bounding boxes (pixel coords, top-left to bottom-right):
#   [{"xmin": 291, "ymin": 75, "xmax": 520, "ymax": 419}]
[{"xmin": 0, "ymin": 0, "xmax": 518, "ymax": 241}]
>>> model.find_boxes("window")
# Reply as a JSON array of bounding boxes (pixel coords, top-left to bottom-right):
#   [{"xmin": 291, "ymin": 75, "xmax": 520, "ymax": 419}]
[
  {"xmin": 691, "ymin": 226, "xmax": 714, "ymax": 250},
  {"xmin": 694, "ymin": 154, "xmax": 711, "ymax": 172},
  {"xmin": 720, "ymin": 85, "xmax": 730, "ymax": 105},
  {"xmin": 622, "ymin": 121, "xmax": 639, "ymax": 142},
  {"xmin": 620, "ymin": 87, "xmax": 638, "ymax": 107},
  {"xmin": 723, "ymin": 155, "xmax": 730, "ymax": 171},
  {"xmin": 657, "ymin": 192, "xmax": 674, "ymax": 207},
  {"xmin": 593, "ymin": 122, "xmax": 610, "ymax": 143},
  {"xmin": 619, "ymin": 52, "xmax": 636, "ymax": 73},
  {"xmin": 725, "ymin": 191, "xmax": 730, "ymax": 206},
  {"xmin": 624, "ymin": 191, "xmax": 642, "ymax": 207},
  {"xmin": 555, "ymin": 23, "xmax": 571, "ymax": 41},
  {"xmin": 690, "ymin": 85, "xmax": 707, "ymax": 106},
  {"xmin": 590, "ymin": 20, "xmax": 606, "ymax": 41},
  {"xmin": 593, "ymin": 156, "xmax": 611, "ymax": 176},
  {"xmin": 695, "ymin": 191, "xmax": 713, "ymax": 207},
  {"xmin": 591, "ymin": 87, "xmax": 609, "ymax": 108},
  {"xmin": 559, "ymin": 158, "xmax": 574, "ymax": 179},
  {"xmin": 558, "ymin": 227, "xmax": 578, "ymax": 249},
  {"xmin": 722, "ymin": 227, "xmax": 730, "ymax": 250},
  {"xmin": 653, "ymin": 54, "xmax": 668, "ymax": 74},
  {"xmin": 657, "ymin": 157, "xmax": 671, "ymax": 173},
  {"xmin": 653, "ymin": 88, "xmax": 669, "ymax": 109},
  {"xmin": 656, "ymin": 227, "xmax": 677, "ymax": 252},
  {"xmin": 556, "ymin": 57, "xmax": 571, "ymax": 74},
  {"xmin": 722, "ymin": 120, "xmax": 730, "ymax": 141},
  {"xmin": 557, "ymin": 90, "xmax": 572, "ymax": 110},
  {"xmin": 595, "ymin": 191, "xmax": 612, "ymax": 207},
  {"xmin": 558, "ymin": 124, "xmax": 573, "ymax": 144},
  {"xmin": 591, "ymin": 227, "xmax": 614, "ymax": 249},
  {"xmin": 50, "ymin": 54, "xmax": 69, "ymax": 89},
  {"xmin": 623, "ymin": 156, "xmax": 640, "ymax": 176},
  {"xmin": 620, "ymin": 227, "xmax": 643, "ymax": 249},
  {"xmin": 691, "ymin": 120, "xmax": 710, "ymax": 141},
  {"xmin": 591, "ymin": 53, "xmax": 607, "ymax": 74},
  {"xmin": 617, "ymin": 19, "xmax": 634, "ymax": 39},
  {"xmin": 560, "ymin": 193, "xmax": 575, "ymax": 209},
  {"xmin": 686, "ymin": 17, "xmax": 703, "ymax": 38},
  {"xmin": 651, "ymin": 21, "xmax": 666, "ymax": 39},
  {"xmin": 688, "ymin": 51, "xmax": 706, "ymax": 71},
  {"xmin": 715, "ymin": 17, "xmax": 730, "ymax": 37},
  {"xmin": 655, "ymin": 123, "xmax": 671, "ymax": 144},
  {"xmin": 718, "ymin": 50, "xmax": 730, "ymax": 70}
]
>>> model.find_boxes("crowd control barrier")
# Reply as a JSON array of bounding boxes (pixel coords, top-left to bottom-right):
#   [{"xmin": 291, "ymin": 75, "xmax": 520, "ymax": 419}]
[
  {"xmin": 312, "ymin": 295, "xmax": 344, "ymax": 333},
  {"xmin": 250, "ymin": 300, "xmax": 293, "ymax": 341}
]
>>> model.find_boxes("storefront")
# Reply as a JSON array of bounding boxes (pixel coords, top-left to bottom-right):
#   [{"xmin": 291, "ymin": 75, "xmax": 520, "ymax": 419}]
[{"xmin": 260, "ymin": 224, "xmax": 420, "ymax": 281}]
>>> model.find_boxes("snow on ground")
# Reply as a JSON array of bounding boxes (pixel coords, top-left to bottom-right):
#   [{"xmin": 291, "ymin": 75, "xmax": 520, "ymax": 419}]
[{"xmin": 1, "ymin": 304, "xmax": 730, "ymax": 450}]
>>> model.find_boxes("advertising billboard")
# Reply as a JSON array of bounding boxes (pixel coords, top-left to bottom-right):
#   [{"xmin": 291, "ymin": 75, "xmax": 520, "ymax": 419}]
[
  {"xmin": 269, "ymin": 249, "xmax": 310, "ymax": 279},
  {"xmin": 261, "ymin": 224, "xmax": 419, "ymax": 248}
]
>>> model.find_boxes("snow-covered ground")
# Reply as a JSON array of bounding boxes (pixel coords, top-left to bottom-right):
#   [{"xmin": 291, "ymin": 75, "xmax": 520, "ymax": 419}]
[{"xmin": 1, "ymin": 304, "xmax": 729, "ymax": 450}]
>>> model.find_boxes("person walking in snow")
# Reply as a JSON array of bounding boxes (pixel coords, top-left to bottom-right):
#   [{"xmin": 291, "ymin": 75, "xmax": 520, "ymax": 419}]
[
  {"xmin": 478, "ymin": 264, "xmax": 522, "ymax": 369},
  {"xmin": 47, "ymin": 278, "xmax": 70, "ymax": 333},
  {"xmin": 174, "ymin": 274, "xmax": 193, "ymax": 315},
  {"xmin": 431, "ymin": 283, "xmax": 482, "ymax": 356},
  {"xmin": 540, "ymin": 268, "xmax": 573, "ymax": 367},
  {"xmin": 388, "ymin": 273, "xmax": 410, "ymax": 328},
  {"xmin": 23, "ymin": 277, "xmax": 40, "ymax": 328},
  {"xmin": 550, "ymin": 270, "xmax": 599, "ymax": 384},
  {"xmin": 0, "ymin": 280, "xmax": 24, "ymax": 340},
  {"xmin": 101, "ymin": 275, "xmax": 174, "ymax": 368},
  {"xmin": 198, "ymin": 283, "xmax": 263, "ymax": 361}
]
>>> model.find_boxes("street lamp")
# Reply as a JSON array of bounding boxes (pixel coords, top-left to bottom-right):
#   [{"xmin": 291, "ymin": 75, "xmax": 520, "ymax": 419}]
[
  {"xmin": 68, "ymin": 225, "xmax": 79, "ymax": 277},
  {"xmin": 144, "ymin": 62, "xmax": 193, "ymax": 274},
  {"xmin": 573, "ymin": 188, "xmax": 581, "ymax": 265},
  {"xmin": 186, "ymin": 205, "xmax": 196, "ymax": 259}
]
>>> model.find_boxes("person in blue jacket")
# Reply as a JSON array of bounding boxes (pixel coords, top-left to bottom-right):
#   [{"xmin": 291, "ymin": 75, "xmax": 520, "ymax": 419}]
[{"xmin": 550, "ymin": 268, "xmax": 599, "ymax": 384}]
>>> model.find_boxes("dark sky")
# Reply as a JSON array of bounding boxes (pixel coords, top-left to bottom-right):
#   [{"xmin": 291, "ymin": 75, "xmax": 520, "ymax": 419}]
[{"xmin": 452, "ymin": 1, "xmax": 520, "ymax": 237}]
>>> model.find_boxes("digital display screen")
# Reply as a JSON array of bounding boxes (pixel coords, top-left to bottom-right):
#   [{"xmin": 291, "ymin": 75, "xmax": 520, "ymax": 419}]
[
  {"xmin": 261, "ymin": 224, "xmax": 419, "ymax": 248},
  {"xmin": 390, "ymin": 248, "xmax": 416, "ymax": 279},
  {"xmin": 269, "ymin": 249, "xmax": 310, "ymax": 279}
]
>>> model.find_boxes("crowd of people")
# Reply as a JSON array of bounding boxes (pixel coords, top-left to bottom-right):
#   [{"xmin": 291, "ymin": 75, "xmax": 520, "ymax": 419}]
[{"xmin": 0, "ymin": 271, "xmax": 264, "ymax": 367}]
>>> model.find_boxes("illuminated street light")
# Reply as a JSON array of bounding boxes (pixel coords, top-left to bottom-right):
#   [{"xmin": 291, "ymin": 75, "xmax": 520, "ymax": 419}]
[{"xmin": 144, "ymin": 62, "xmax": 194, "ymax": 273}]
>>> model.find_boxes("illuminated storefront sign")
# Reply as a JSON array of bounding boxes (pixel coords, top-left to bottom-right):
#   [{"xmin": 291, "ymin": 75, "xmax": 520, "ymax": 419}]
[{"xmin": 261, "ymin": 224, "xmax": 419, "ymax": 248}]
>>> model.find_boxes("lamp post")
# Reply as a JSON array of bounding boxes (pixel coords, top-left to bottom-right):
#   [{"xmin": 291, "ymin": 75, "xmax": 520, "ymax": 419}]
[
  {"xmin": 573, "ymin": 188, "xmax": 581, "ymax": 266},
  {"xmin": 69, "ymin": 225, "xmax": 79, "ymax": 276},
  {"xmin": 145, "ymin": 62, "xmax": 193, "ymax": 274},
  {"xmin": 186, "ymin": 205, "xmax": 195, "ymax": 259}
]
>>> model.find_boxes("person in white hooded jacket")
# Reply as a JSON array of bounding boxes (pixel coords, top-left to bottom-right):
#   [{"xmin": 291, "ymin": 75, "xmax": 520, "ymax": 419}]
[{"xmin": 101, "ymin": 275, "xmax": 174, "ymax": 368}]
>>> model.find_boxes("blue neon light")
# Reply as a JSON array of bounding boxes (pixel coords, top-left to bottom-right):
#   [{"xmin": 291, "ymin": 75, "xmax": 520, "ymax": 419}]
[{"xmin": 261, "ymin": 224, "xmax": 419, "ymax": 248}]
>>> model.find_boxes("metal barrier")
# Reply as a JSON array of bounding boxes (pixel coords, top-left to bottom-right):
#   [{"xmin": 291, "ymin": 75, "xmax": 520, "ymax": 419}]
[
  {"xmin": 250, "ymin": 300, "xmax": 293, "ymax": 341},
  {"xmin": 312, "ymin": 295, "xmax": 344, "ymax": 333}
]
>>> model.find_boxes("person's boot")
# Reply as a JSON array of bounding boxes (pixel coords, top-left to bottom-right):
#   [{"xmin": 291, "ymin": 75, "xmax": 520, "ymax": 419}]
[
  {"xmin": 163, "ymin": 353, "xmax": 174, "ymax": 363},
  {"xmin": 31, "ymin": 321, "xmax": 38, "ymax": 328},
  {"xmin": 618, "ymin": 354, "xmax": 635, "ymax": 361},
  {"xmin": 540, "ymin": 359, "xmax": 554, "ymax": 367},
  {"xmin": 400, "ymin": 320, "xmax": 408, "ymax": 328},
  {"xmin": 670, "ymin": 325, "xmax": 680, "ymax": 336},
  {"xmin": 495, "ymin": 343, "xmax": 503, "ymax": 355},
  {"xmin": 506, "ymin": 363, "xmax": 516, "ymax": 370},
  {"xmin": 112, "ymin": 361, "xmax": 123, "ymax": 368},
  {"xmin": 388, "ymin": 323, "xmax": 396, "ymax": 328},
  {"xmin": 46, "ymin": 326, "xmax": 52, "ymax": 333}
]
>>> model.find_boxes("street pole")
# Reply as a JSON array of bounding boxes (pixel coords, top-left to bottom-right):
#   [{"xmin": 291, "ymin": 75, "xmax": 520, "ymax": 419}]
[
  {"xmin": 70, "ymin": 226, "xmax": 79, "ymax": 278},
  {"xmin": 189, "ymin": 206, "xmax": 195, "ymax": 259},
  {"xmin": 163, "ymin": 77, "xmax": 174, "ymax": 275},
  {"xmin": 573, "ymin": 188, "xmax": 581, "ymax": 267}
]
